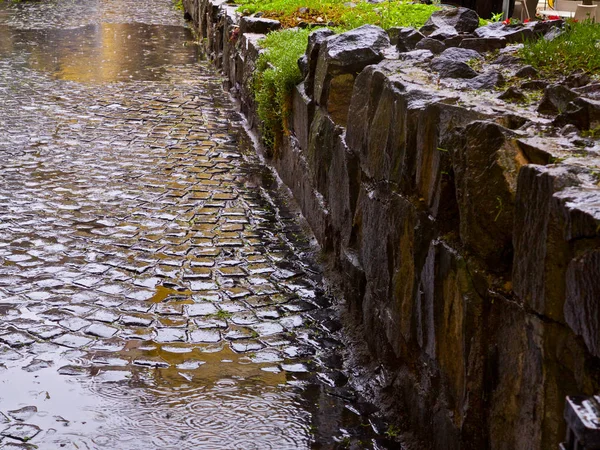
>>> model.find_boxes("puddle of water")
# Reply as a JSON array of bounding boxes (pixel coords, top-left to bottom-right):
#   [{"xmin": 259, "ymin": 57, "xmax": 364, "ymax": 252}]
[
  {"xmin": 0, "ymin": 22, "xmax": 199, "ymax": 82},
  {"xmin": 0, "ymin": 353, "xmax": 312, "ymax": 449}
]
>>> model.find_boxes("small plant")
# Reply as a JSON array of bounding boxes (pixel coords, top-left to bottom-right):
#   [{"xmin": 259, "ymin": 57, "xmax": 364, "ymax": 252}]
[
  {"xmin": 490, "ymin": 11, "xmax": 504, "ymax": 22},
  {"xmin": 385, "ymin": 424, "xmax": 401, "ymax": 438},
  {"xmin": 581, "ymin": 125, "xmax": 600, "ymax": 139},
  {"xmin": 494, "ymin": 196, "xmax": 504, "ymax": 222},
  {"xmin": 214, "ymin": 309, "xmax": 233, "ymax": 320},
  {"xmin": 467, "ymin": 57, "xmax": 484, "ymax": 72}
]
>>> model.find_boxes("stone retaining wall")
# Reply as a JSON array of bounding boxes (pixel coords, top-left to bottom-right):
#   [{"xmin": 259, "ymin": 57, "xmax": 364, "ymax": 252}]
[{"xmin": 182, "ymin": 2, "xmax": 600, "ymax": 448}]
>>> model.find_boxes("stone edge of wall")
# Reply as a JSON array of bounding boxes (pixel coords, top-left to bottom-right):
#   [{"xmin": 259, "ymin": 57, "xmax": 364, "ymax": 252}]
[{"xmin": 182, "ymin": 1, "xmax": 600, "ymax": 448}]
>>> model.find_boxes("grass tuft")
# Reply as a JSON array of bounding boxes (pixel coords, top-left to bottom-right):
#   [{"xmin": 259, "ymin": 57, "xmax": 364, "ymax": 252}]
[
  {"xmin": 253, "ymin": 28, "xmax": 312, "ymax": 150},
  {"xmin": 519, "ymin": 20, "xmax": 600, "ymax": 75}
]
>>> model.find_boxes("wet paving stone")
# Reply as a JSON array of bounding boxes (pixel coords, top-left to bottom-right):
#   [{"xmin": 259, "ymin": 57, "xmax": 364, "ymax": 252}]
[
  {"xmin": 0, "ymin": 0, "xmax": 394, "ymax": 448},
  {"xmin": 7, "ymin": 406, "xmax": 37, "ymax": 422},
  {"xmin": 1, "ymin": 424, "xmax": 41, "ymax": 442}
]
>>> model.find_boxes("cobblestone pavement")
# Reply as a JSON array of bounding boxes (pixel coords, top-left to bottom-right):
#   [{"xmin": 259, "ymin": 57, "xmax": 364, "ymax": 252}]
[{"xmin": 0, "ymin": 0, "xmax": 392, "ymax": 449}]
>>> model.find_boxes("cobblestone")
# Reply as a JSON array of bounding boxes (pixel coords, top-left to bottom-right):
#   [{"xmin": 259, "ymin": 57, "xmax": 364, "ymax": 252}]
[{"xmin": 0, "ymin": 0, "xmax": 393, "ymax": 448}]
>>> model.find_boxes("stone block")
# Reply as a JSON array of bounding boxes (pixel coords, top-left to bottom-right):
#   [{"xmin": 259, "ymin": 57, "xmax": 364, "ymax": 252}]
[
  {"xmin": 239, "ymin": 16, "xmax": 280, "ymax": 35},
  {"xmin": 417, "ymin": 241, "xmax": 484, "ymax": 433},
  {"xmin": 429, "ymin": 25, "xmax": 459, "ymax": 41},
  {"xmin": 346, "ymin": 62, "xmax": 391, "ymax": 174},
  {"xmin": 554, "ymin": 97, "xmax": 600, "ymax": 131},
  {"xmin": 513, "ymin": 164, "xmax": 598, "ymax": 322},
  {"xmin": 307, "ymin": 107, "xmax": 342, "ymax": 198},
  {"xmin": 353, "ymin": 184, "xmax": 424, "ymax": 353},
  {"xmin": 273, "ymin": 139, "xmax": 332, "ymax": 250},
  {"xmin": 326, "ymin": 73, "xmax": 355, "ymax": 127},
  {"xmin": 339, "ymin": 247, "xmax": 367, "ymax": 316},
  {"xmin": 301, "ymin": 28, "xmax": 335, "ymax": 98},
  {"xmin": 420, "ymin": 7, "xmax": 480, "ymax": 36},
  {"xmin": 486, "ymin": 298, "xmax": 600, "ymax": 450},
  {"xmin": 415, "ymin": 37, "xmax": 446, "ymax": 54},
  {"xmin": 430, "ymin": 58, "xmax": 478, "ymax": 79},
  {"xmin": 291, "ymin": 82, "xmax": 314, "ymax": 152},
  {"xmin": 327, "ymin": 135, "xmax": 360, "ymax": 251},
  {"xmin": 565, "ymin": 248, "xmax": 600, "ymax": 358},
  {"xmin": 394, "ymin": 27, "xmax": 425, "ymax": 52},
  {"xmin": 468, "ymin": 70, "xmax": 505, "ymax": 90},
  {"xmin": 398, "ymin": 49, "xmax": 434, "ymax": 63},
  {"xmin": 415, "ymin": 102, "xmax": 482, "ymax": 220},
  {"xmin": 538, "ymin": 84, "xmax": 578, "ymax": 115},
  {"xmin": 459, "ymin": 37, "xmax": 506, "ymax": 52},
  {"xmin": 438, "ymin": 46, "xmax": 482, "ymax": 63},
  {"xmin": 313, "ymin": 25, "xmax": 389, "ymax": 107},
  {"xmin": 475, "ymin": 22, "xmax": 534, "ymax": 44},
  {"xmin": 498, "ymin": 88, "xmax": 528, "ymax": 106},
  {"xmin": 447, "ymin": 121, "xmax": 525, "ymax": 271}
]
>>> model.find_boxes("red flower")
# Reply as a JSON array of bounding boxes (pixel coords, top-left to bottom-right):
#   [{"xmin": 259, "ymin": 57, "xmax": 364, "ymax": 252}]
[
  {"xmin": 524, "ymin": 18, "xmax": 531, "ymax": 23},
  {"xmin": 503, "ymin": 18, "xmax": 511, "ymax": 24},
  {"xmin": 548, "ymin": 15, "xmax": 560, "ymax": 20}
]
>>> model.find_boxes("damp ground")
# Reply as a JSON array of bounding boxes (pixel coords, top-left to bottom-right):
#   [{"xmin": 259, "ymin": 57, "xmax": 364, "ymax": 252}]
[{"xmin": 0, "ymin": 0, "xmax": 398, "ymax": 448}]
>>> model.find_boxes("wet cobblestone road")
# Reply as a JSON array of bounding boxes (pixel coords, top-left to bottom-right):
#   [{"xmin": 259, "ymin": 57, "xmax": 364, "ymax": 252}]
[{"xmin": 0, "ymin": 0, "xmax": 391, "ymax": 449}]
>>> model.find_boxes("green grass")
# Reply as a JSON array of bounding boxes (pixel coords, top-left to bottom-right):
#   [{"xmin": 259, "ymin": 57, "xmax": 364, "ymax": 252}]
[
  {"xmin": 249, "ymin": 1, "xmax": 439, "ymax": 149},
  {"xmin": 340, "ymin": 1, "xmax": 440, "ymax": 30},
  {"xmin": 253, "ymin": 28, "xmax": 313, "ymax": 150},
  {"xmin": 238, "ymin": 0, "xmax": 438, "ymax": 30},
  {"xmin": 519, "ymin": 21, "xmax": 600, "ymax": 75}
]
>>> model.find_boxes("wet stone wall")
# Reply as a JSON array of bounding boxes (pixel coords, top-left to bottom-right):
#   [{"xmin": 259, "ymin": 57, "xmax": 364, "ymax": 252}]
[
  {"xmin": 184, "ymin": 2, "xmax": 600, "ymax": 449},
  {"xmin": 0, "ymin": 0, "xmax": 408, "ymax": 448}
]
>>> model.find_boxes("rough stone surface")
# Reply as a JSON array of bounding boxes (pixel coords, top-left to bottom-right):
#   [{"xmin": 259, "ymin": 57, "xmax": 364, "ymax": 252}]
[
  {"xmin": 430, "ymin": 58, "xmax": 477, "ymax": 79},
  {"xmin": 301, "ymin": 28, "xmax": 335, "ymax": 96},
  {"xmin": 468, "ymin": 70, "xmax": 505, "ymax": 90},
  {"xmin": 447, "ymin": 121, "xmax": 522, "ymax": 269},
  {"xmin": 429, "ymin": 25, "xmax": 459, "ymax": 41},
  {"xmin": 395, "ymin": 26, "xmax": 425, "ymax": 52},
  {"xmin": 420, "ymin": 7, "xmax": 479, "ymax": 35},
  {"xmin": 565, "ymin": 248, "xmax": 600, "ymax": 357},
  {"xmin": 475, "ymin": 22, "xmax": 534, "ymax": 43},
  {"xmin": 498, "ymin": 86, "xmax": 527, "ymax": 102},
  {"xmin": 313, "ymin": 25, "xmax": 390, "ymax": 106},
  {"xmin": 398, "ymin": 49, "xmax": 434, "ymax": 63},
  {"xmin": 438, "ymin": 46, "xmax": 482, "ymax": 63},
  {"xmin": 459, "ymin": 37, "xmax": 506, "ymax": 52},
  {"xmin": 415, "ymin": 37, "xmax": 445, "ymax": 54},
  {"xmin": 513, "ymin": 165, "xmax": 597, "ymax": 321},
  {"xmin": 554, "ymin": 97, "xmax": 600, "ymax": 130},
  {"xmin": 574, "ymin": 83, "xmax": 600, "ymax": 101},
  {"xmin": 538, "ymin": 84, "xmax": 579, "ymax": 115},
  {"xmin": 515, "ymin": 65, "xmax": 539, "ymax": 79},
  {"xmin": 238, "ymin": 16, "xmax": 280, "ymax": 35}
]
